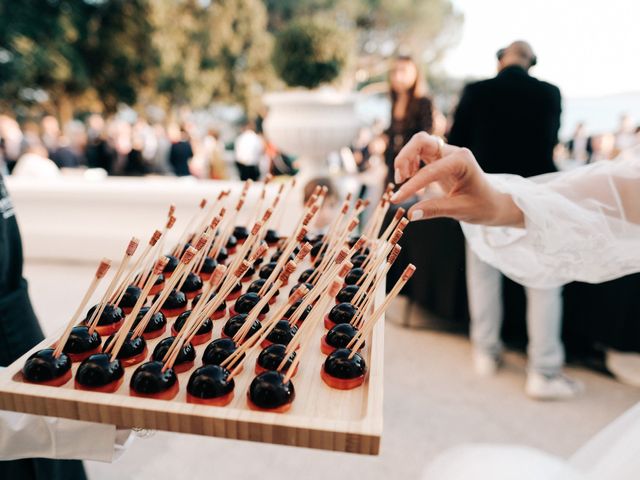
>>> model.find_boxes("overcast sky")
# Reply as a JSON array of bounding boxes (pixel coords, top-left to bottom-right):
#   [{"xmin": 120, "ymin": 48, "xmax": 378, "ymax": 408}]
[{"xmin": 440, "ymin": 0, "xmax": 640, "ymax": 98}]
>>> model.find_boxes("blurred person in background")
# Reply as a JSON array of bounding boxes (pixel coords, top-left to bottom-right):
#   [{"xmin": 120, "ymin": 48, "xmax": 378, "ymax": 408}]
[
  {"xmin": 11, "ymin": 142, "xmax": 59, "ymax": 178},
  {"xmin": 0, "ymin": 115, "xmax": 23, "ymax": 173},
  {"xmin": 149, "ymin": 123, "xmax": 172, "ymax": 175},
  {"xmin": 566, "ymin": 122, "xmax": 593, "ymax": 165},
  {"xmin": 50, "ymin": 121, "xmax": 86, "ymax": 169},
  {"xmin": 234, "ymin": 120, "xmax": 263, "ymax": 181},
  {"xmin": 85, "ymin": 114, "xmax": 116, "ymax": 174},
  {"xmin": 168, "ymin": 123, "xmax": 193, "ymax": 177},
  {"xmin": 447, "ymin": 40, "xmax": 574, "ymax": 399},
  {"xmin": 384, "ymin": 55, "xmax": 434, "ymax": 186},
  {"xmin": 40, "ymin": 115, "xmax": 60, "ymax": 158},
  {"xmin": 615, "ymin": 113, "xmax": 636, "ymax": 152},
  {"xmin": 591, "ymin": 132, "xmax": 617, "ymax": 162}
]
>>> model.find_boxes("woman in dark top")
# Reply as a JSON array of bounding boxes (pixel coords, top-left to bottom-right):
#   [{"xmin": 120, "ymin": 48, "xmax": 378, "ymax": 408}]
[
  {"xmin": 383, "ymin": 57, "xmax": 468, "ymax": 329},
  {"xmin": 384, "ymin": 56, "xmax": 434, "ymax": 185}
]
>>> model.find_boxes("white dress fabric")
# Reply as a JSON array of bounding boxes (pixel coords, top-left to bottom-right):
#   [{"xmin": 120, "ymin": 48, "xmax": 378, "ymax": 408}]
[
  {"xmin": 461, "ymin": 146, "xmax": 640, "ymax": 289},
  {"xmin": 425, "ymin": 147, "xmax": 640, "ymax": 479}
]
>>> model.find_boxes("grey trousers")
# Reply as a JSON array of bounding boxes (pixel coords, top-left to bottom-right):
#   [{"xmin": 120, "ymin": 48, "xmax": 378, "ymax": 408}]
[{"xmin": 466, "ymin": 243, "xmax": 564, "ymax": 376}]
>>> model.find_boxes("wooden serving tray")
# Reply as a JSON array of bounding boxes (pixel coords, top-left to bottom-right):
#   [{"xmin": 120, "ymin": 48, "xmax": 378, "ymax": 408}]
[{"xmin": 0, "ymin": 281, "xmax": 383, "ymax": 455}]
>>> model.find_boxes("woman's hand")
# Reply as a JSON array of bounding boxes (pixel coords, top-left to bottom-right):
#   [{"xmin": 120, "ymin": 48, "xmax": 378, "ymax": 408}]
[{"xmin": 391, "ymin": 133, "xmax": 525, "ymax": 227}]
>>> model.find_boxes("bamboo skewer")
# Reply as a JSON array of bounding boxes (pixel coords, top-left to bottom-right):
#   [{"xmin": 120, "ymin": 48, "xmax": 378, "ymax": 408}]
[
  {"xmin": 351, "ymin": 245, "xmax": 402, "ymax": 329},
  {"xmin": 307, "ymin": 217, "xmax": 359, "ymax": 285},
  {"xmin": 53, "ymin": 259, "xmax": 111, "ymax": 358},
  {"xmin": 87, "ymin": 238, "xmax": 140, "ymax": 335},
  {"xmin": 352, "ymin": 242, "xmax": 402, "ymax": 309},
  {"xmin": 175, "ymin": 233, "xmax": 210, "ymax": 292},
  {"xmin": 347, "ymin": 264, "xmax": 416, "ymax": 357},
  {"xmin": 175, "ymin": 242, "xmax": 266, "ymax": 355},
  {"xmin": 278, "ymin": 280, "xmax": 343, "ymax": 378},
  {"xmin": 130, "ymin": 247, "xmax": 198, "ymax": 340},
  {"xmin": 258, "ymin": 227, "xmax": 308, "ymax": 296},
  {"xmin": 112, "ymin": 229, "xmax": 162, "ymax": 306},
  {"xmin": 233, "ymin": 260, "xmax": 297, "ymax": 345},
  {"xmin": 172, "ymin": 198, "xmax": 208, "ymax": 256},
  {"xmin": 286, "ymin": 252, "xmax": 353, "ymax": 330},
  {"xmin": 163, "ymin": 261, "xmax": 250, "ymax": 370},
  {"xmin": 274, "ymin": 178, "xmax": 297, "ymax": 233},
  {"xmin": 106, "ymin": 257, "xmax": 169, "ymax": 356},
  {"xmin": 355, "ymin": 227, "xmax": 403, "ymax": 288},
  {"xmin": 223, "ymin": 285, "xmax": 309, "ymax": 381},
  {"xmin": 173, "ymin": 264, "xmax": 228, "ymax": 348},
  {"xmin": 138, "ymin": 214, "xmax": 175, "ymax": 288},
  {"xmin": 358, "ymin": 219, "xmax": 407, "ymax": 276},
  {"xmin": 195, "ymin": 212, "xmax": 224, "ymax": 274}
]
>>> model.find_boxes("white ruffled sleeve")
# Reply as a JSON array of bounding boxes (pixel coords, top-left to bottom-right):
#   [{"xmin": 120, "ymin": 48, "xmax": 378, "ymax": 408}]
[{"xmin": 461, "ymin": 146, "xmax": 640, "ymax": 289}]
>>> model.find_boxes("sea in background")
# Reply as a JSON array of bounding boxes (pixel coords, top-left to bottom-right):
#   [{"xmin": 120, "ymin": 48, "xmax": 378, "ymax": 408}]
[
  {"xmin": 561, "ymin": 91, "xmax": 640, "ymax": 140},
  {"xmin": 356, "ymin": 91, "xmax": 640, "ymax": 142}
]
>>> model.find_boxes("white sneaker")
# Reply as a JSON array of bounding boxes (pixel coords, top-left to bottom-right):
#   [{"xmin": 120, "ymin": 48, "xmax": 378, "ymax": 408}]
[
  {"xmin": 525, "ymin": 372, "xmax": 584, "ymax": 400},
  {"xmin": 473, "ymin": 350, "xmax": 501, "ymax": 377}
]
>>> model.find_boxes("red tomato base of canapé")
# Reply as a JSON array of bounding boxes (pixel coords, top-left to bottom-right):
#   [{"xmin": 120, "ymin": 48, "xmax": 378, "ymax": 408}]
[
  {"xmin": 150, "ymin": 283, "xmax": 164, "ymax": 295},
  {"xmin": 269, "ymin": 296, "xmax": 277, "ymax": 305},
  {"xmin": 160, "ymin": 306, "xmax": 187, "ymax": 318},
  {"xmin": 211, "ymin": 308, "xmax": 226, "ymax": 320},
  {"xmin": 227, "ymin": 246, "xmax": 237, "ymax": 255},
  {"xmin": 170, "ymin": 327, "xmax": 211, "ymax": 346},
  {"xmin": 191, "ymin": 331, "xmax": 212, "ymax": 346},
  {"xmin": 319, "ymin": 335, "xmax": 362, "ymax": 356},
  {"xmin": 24, "ymin": 369, "xmax": 72, "ymax": 387},
  {"xmin": 247, "ymin": 397, "xmax": 292, "ymax": 414},
  {"xmin": 142, "ymin": 326, "xmax": 166, "ymax": 340},
  {"xmin": 119, "ymin": 348, "xmax": 148, "ymax": 368},
  {"xmin": 67, "ymin": 347, "xmax": 102, "ymax": 363},
  {"xmin": 320, "ymin": 335, "xmax": 335, "ymax": 356},
  {"xmin": 186, "ymin": 390, "xmax": 234, "ymax": 406},
  {"xmin": 95, "ymin": 320, "xmax": 124, "ymax": 337},
  {"xmin": 130, "ymin": 380, "xmax": 179, "ymax": 401},
  {"xmin": 226, "ymin": 290, "xmax": 241, "ymax": 302},
  {"xmin": 236, "ymin": 238, "xmax": 246, "ymax": 245},
  {"xmin": 323, "ymin": 315, "xmax": 337, "ymax": 330},
  {"xmin": 320, "ymin": 368, "xmax": 365, "ymax": 390},
  {"xmin": 260, "ymin": 338, "xmax": 298, "ymax": 350},
  {"xmin": 254, "ymin": 362, "xmax": 298, "ymax": 378},
  {"xmin": 200, "ymin": 272, "xmax": 211, "ymax": 281},
  {"xmin": 184, "ymin": 289, "xmax": 202, "ymax": 300},
  {"xmin": 122, "ymin": 306, "xmax": 133, "ymax": 315},
  {"xmin": 240, "ymin": 276, "xmax": 253, "ymax": 283},
  {"xmin": 164, "ymin": 271, "xmax": 174, "ymax": 278},
  {"xmin": 173, "ymin": 361, "xmax": 195, "ymax": 374},
  {"xmin": 74, "ymin": 376, "xmax": 124, "ymax": 393}
]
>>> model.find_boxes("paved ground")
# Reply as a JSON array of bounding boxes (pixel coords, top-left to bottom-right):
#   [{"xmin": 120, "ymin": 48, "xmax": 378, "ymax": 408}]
[{"xmin": 23, "ymin": 261, "xmax": 640, "ymax": 480}]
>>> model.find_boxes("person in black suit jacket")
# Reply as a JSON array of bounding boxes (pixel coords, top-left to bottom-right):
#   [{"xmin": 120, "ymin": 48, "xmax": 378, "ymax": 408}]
[
  {"xmin": 448, "ymin": 41, "xmax": 581, "ymax": 400},
  {"xmin": 448, "ymin": 42, "xmax": 560, "ymax": 178}
]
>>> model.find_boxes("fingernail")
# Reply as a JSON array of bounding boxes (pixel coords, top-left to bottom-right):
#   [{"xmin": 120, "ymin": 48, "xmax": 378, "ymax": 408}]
[
  {"xmin": 394, "ymin": 168, "xmax": 402, "ymax": 184},
  {"xmin": 410, "ymin": 210, "xmax": 424, "ymax": 221}
]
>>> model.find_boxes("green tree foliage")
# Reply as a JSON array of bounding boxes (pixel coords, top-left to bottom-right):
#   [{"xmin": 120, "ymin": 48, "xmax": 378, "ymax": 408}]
[
  {"xmin": 151, "ymin": 0, "xmax": 274, "ymax": 114},
  {"xmin": 0, "ymin": 0, "xmax": 157, "ymax": 120},
  {"xmin": 265, "ymin": 0, "xmax": 462, "ymax": 73},
  {"xmin": 272, "ymin": 19, "xmax": 351, "ymax": 88}
]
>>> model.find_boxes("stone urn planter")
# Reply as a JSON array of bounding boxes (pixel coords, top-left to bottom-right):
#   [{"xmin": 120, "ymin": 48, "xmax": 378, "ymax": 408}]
[{"xmin": 263, "ymin": 89, "xmax": 360, "ymax": 176}]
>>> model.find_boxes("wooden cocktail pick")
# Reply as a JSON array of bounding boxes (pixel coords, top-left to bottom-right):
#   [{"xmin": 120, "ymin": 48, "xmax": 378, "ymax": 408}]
[{"xmin": 53, "ymin": 258, "xmax": 111, "ymax": 358}]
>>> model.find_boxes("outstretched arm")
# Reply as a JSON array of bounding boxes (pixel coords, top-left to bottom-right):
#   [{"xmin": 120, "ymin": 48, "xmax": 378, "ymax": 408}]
[{"xmin": 391, "ymin": 133, "xmax": 640, "ymax": 288}]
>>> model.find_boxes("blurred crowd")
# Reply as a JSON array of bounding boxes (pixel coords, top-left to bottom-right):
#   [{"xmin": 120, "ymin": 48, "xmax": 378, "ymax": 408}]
[
  {"xmin": 0, "ymin": 113, "xmax": 233, "ymax": 179},
  {"xmin": 556, "ymin": 113, "xmax": 640, "ymax": 168}
]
